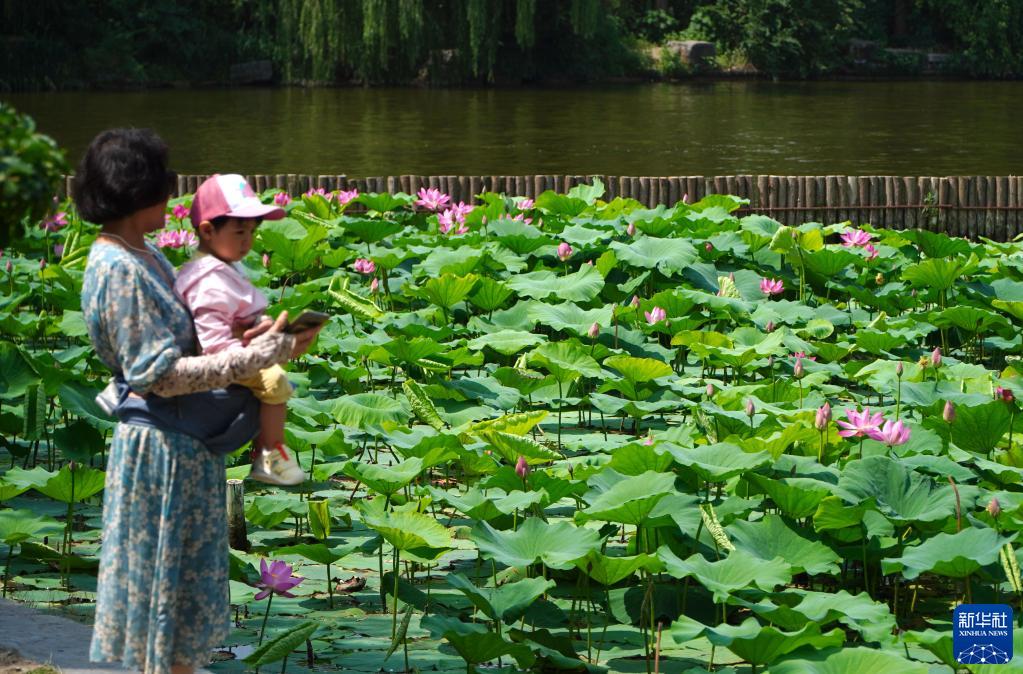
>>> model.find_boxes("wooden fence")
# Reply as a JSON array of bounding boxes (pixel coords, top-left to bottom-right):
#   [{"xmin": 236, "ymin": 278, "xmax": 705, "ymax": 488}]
[{"xmin": 61, "ymin": 173, "xmax": 1023, "ymax": 240}]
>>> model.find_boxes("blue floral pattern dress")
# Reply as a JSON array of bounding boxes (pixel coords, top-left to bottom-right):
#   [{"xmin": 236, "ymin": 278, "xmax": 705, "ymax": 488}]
[{"xmin": 81, "ymin": 240, "xmax": 230, "ymax": 673}]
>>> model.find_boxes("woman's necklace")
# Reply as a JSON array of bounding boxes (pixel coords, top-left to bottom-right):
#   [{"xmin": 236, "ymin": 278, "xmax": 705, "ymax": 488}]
[{"xmin": 98, "ymin": 232, "xmax": 153, "ymax": 255}]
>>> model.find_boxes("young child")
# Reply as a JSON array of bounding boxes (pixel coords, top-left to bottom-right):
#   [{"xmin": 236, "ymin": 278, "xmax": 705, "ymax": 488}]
[{"xmin": 174, "ymin": 173, "xmax": 306, "ymax": 486}]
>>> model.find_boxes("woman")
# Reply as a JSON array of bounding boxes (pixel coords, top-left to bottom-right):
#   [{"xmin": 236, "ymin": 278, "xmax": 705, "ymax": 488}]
[{"xmin": 74, "ymin": 128, "xmax": 322, "ymax": 674}]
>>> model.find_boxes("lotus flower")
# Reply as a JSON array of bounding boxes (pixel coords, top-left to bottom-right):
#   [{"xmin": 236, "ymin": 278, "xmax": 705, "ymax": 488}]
[
  {"xmin": 840, "ymin": 229, "xmax": 872, "ymax": 247},
  {"xmin": 997, "ymin": 386, "xmax": 1015, "ymax": 404},
  {"xmin": 864, "ymin": 244, "xmax": 879, "ymax": 260},
  {"xmin": 875, "ymin": 272, "xmax": 885, "ymax": 285},
  {"xmin": 760, "ymin": 278, "xmax": 784, "ymax": 296},
  {"xmin": 765, "ymin": 321, "xmax": 775, "ymax": 333},
  {"xmin": 630, "ymin": 295, "xmax": 641, "ymax": 308},
  {"xmin": 588, "ymin": 322, "xmax": 599, "ymax": 339},
  {"xmin": 262, "ymin": 253, "xmax": 270, "ymax": 268},
  {"xmin": 557, "ymin": 242, "xmax": 573, "ymax": 261},
  {"xmin": 337, "ymin": 189, "xmax": 359, "ymax": 206},
  {"xmin": 988, "ymin": 498, "xmax": 1002, "ymax": 518},
  {"xmin": 274, "ymin": 192, "xmax": 292, "ymax": 207},
  {"xmin": 706, "ymin": 383, "xmax": 714, "ymax": 397},
  {"xmin": 415, "ymin": 187, "xmax": 450, "ymax": 211},
  {"xmin": 53, "ymin": 243, "xmax": 64, "ymax": 258},
  {"xmin": 745, "ymin": 398, "xmax": 755, "ymax": 417},
  {"xmin": 519, "ymin": 198, "xmax": 534, "ymax": 210},
  {"xmin": 438, "ymin": 209, "xmax": 456, "ymax": 234},
  {"xmin": 155, "ymin": 229, "xmax": 198, "ymax": 249},
  {"xmin": 511, "ymin": 212, "xmax": 533, "ymax": 226},
  {"xmin": 41, "ymin": 212, "xmax": 68, "ymax": 232},
  {"xmin": 682, "ymin": 193, "xmax": 689, "ymax": 204},
  {"xmin": 626, "ymin": 222, "xmax": 636, "ymax": 236},
  {"xmin": 305, "ymin": 187, "xmax": 327, "ymax": 198},
  {"xmin": 39, "ymin": 259, "xmax": 46, "ymax": 270},
  {"xmin": 815, "ymin": 402, "xmax": 831, "ymax": 431},
  {"xmin": 4, "ymin": 260, "xmax": 11, "ymax": 273},
  {"xmin": 451, "ymin": 201, "xmax": 474, "ymax": 221},
  {"xmin": 643, "ymin": 434, "xmax": 654, "ymax": 446},
  {"xmin": 353, "ymin": 258, "xmax": 376, "ymax": 275},
  {"xmin": 705, "ymin": 242, "xmax": 713, "ymax": 252},
  {"xmin": 515, "ymin": 455, "xmax": 529, "ymax": 480},
  {"xmin": 644, "ymin": 306, "xmax": 666, "ymax": 325},
  {"xmin": 793, "ymin": 357, "xmax": 804, "ymax": 379},
  {"xmin": 370, "ymin": 277, "xmax": 379, "ymax": 293},
  {"xmin": 837, "ymin": 407, "xmax": 884, "ymax": 439},
  {"xmin": 931, "ymin": 347, "xmax": 942, "ymax": 367},
  {"xmin": 943, "ymin": 400, "xmax": 955, "ymax": 423},
  {"xmin": 867, "ymin": 418, "xmax": 911, "ymax": 447},
  {"xmin": 791, "ymin": 351, "xmax": 817, "ymax": 362},
  {"xmin": 254, "ymin": 558, "xmax": 303, "ymax": 600}
]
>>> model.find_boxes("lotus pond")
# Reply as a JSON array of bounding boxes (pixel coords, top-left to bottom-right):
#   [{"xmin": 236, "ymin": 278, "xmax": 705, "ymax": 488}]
[{"xmin": 4, "ymin": 181, "xmax": 1023, "ymax": 673}]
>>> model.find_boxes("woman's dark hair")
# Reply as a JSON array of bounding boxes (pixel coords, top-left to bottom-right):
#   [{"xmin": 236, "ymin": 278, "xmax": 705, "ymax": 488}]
[{"xmin": 71, "ymin": 128, "xmax": 177, "ymax": 224}]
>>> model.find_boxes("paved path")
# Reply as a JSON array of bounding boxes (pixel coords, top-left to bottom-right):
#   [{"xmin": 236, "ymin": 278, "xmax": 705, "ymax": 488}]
[{"xmin": 0, "ymin": 599, "xmax": 212, "ymax": 674}]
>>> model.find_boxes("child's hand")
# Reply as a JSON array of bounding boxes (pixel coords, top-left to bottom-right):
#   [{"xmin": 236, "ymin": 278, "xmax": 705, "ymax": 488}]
[{"xmin": 238, "ymin": 314, "xmax": 279, "ymax": 346}]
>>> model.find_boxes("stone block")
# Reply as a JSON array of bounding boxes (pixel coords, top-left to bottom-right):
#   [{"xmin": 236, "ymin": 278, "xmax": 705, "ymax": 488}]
[
  {"xmin": 229, "ymin": 60, "xmax": 273, "ymax": 84},
  {"xmin": 664, "ymin": 40, "xmax": 716, "ymax": 66}
]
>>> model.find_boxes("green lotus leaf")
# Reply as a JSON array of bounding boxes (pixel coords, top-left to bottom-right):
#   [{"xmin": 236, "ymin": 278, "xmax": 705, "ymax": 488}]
[
  {"xmin": 507, "ymin": 265, "xmax": 604, "ymax": 303},
  {"xmin": 360, "ymin": 503, "xmax": 454, "ymax": 559},
  {"xmin": 332, "ymin": 393, "xmax": 409, "ymax": 429},
  {"xmin": 478, "ymin": 430, "xmax": 560, "ymax": 465},
  {"xmin": 836, "ymin": 456, "xmax": 958, "ymax": 523},
  {"xmin": 788, "ymin": 589, "xmax": 896, "ymax": 645},
  {"xmin": 489, "ymin": 216, "xmax": 552, "ymax": 255},
  {"xmin": 466, "ymin": 329, "xmax": 544, "ymax": 356},
  {"xmin": 527, "ymin": 301, "xmax": 614, "ymax": 335},
  {"xmin": 354, "ymin": 191, "xmax": 413, "ymax": 213},
  {"xmin": 0, "ymin": 509, "xmax": 61, "ymax": 545},
  {"xmin": 606, "ymin": 442, "xmax": 674, "ymax": 476},
  {"xmin": 932, "ymin": 306, "xmax": 1010, "ymax": 334},
  {"xmin": 244, "ymin": 620, "xmax": 319, "ymax": 667},
  {"xmin": 812, "ymin": 496, "xmax": 870, "ymax": 532},
  {"xmin": 469, "ymin": 277, "xmax": 515, "ymax": 312},
  {"xmin": 528, "ymin": 340, "xmax": 602, "ymax": 382},
  {"xmin": 418, "ymin": 245, "xmax": 483, "ymax": 277},
  {"xmin": 0, "ymin": 479, "xmax": 29, "ymax": 503},
  {"xmin": 672, "ymin": 616, "xmax": 843, "ymax": 668},
  {"xmin": 609, "ymin": 237, "xmax": 698, "ymax": 276},
  {"xmin": 577, "ymin": 470, "xmax": 677, "ymax": 525},
  {"xmin": 448, "ymin": 573, "xmax": 555, "ymax": 623},
  {"xmin": 29, "ymin": 464, "xmax": 105, "ymax": 503},
  {"xmin": 665, "ymin": 442, "xmax": 771, "ymax": 482},
  {"xmin": 421, "ymin": 615, "xmax": 535, "ymax": 668},
  {"xmin": 950, "ymin": 400, "xmax": 1012, "ymax": 454},
  {"xmin": 430, "ymin": 486, "xmax": 542, "ymax": 521},
  {"xmin": 727, "ymin": 514, "xmax": 841, "ymax": 575},
  {"xmin": 803, "ymin": 248, "xmax": 861, "ymax": 278},
  {"xmin": 657, "ymin": 547, "xmax": 792, "ymax": 602},
  {"xmin": 275, "ymin": 542, "xmax": 358, "ymax": 565},
  {"xmin": 603, "ymin": 355, "xmax": 673, "ymax": 383},
  {"xmin": 473, "ymin": 518, "xmax": 602, "ymax": 570},
  {"xmin": 881, "ymin": 527, "xmax": 1013, "ymax": 579},
  {"xmin": 467, "ymin": 410, "xmax": 548, "ymax": 437},
  {"xmin": 416, "ymin": 273, "xmax": 479, "ymax": 310},
  {"xmin": 902, "ymin": 629, "xmax": 956, "ymax": 669},
  {"xmin": 901, "ymin": 256, "xmax": 973, "ymax": 291},
  {"xmin": 343, "ymin": 457, "xmax": 424, "ymax": 496},
  {"xmin": 573, "ymin": 550, "xmax": 664, "ymax": 586},
  {"xmin": 768, "ymin": 647, "xmax": 927, "ymax": 674},
  {"xmin": 402, "ymin": 379, "xmax": 446, "ymax": 431}
]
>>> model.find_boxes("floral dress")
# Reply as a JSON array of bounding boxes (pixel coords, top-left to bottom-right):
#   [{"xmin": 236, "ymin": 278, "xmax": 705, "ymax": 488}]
[{"xmin": 81, "ymin": 240, "xmax": 230, "ymax": 673}]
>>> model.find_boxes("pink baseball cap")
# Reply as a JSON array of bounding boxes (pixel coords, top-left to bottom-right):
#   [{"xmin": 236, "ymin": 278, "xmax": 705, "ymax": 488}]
[{"xmin": 190, "ymin": 174, "xmax": 285, "ymax": 227}]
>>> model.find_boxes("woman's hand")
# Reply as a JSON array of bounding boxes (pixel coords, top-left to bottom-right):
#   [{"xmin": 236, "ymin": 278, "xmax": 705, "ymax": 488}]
[
  {"xmin": 239, "ymin": 314, "xmax": 278, "ymax": 346},
  {"xmin": 289, "ymin": 323, "xmax": 324, "ymax": 359}
]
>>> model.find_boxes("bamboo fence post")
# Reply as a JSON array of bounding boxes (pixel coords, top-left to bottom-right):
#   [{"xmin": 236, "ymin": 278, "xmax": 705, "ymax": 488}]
[
  {"xmin": 226, "ymin": 479, "xmax": 248, "ymax": 552},
  {"xmin": 824, "ymin": 177, "xmax": 839, "ymax": 225},
  {"xmin": 668, "ymin": 177, "xmax": 680, "ymax": 205},
  {"xmin": 997, "ymin": 176, "xmax": 1009, "ymax": 240},
  {"xmin": 1009, "ymin": 176, "xmax": 1020, "ymax": 238},
  {"xmin": 904, "ymin": 177, "xmax": 918, "ymax": 230},
  {"xmin": 639, "ymin": 178, "xmax": 650, "ymax": 207}
]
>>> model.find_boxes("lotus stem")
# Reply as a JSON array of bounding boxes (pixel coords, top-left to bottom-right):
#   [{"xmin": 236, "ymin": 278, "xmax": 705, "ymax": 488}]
[
  {"xmin": 391, "ymin": 548, "xmax": 400, "ymax": 640},
  {"xmin": 258, "ymin": 593, "xmax": 273, "ymax": 645}
]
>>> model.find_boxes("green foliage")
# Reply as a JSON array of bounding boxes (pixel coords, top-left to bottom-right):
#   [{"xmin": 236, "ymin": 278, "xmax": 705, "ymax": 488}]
[{"xmin": 0, "ymin": 104, "xmax": 67, "ymax": 246}]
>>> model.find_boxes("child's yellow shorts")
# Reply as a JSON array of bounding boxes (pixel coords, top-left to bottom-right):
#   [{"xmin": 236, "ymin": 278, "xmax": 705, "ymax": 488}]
[{"xmin": 237, "ymin": 364, "xmax": 293, "ymax": 405}]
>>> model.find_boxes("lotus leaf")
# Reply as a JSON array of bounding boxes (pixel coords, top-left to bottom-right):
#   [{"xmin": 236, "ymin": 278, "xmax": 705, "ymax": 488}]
[
  {"xmin": 881, "ymin": 526, "xmax": 1013, "ymax": 579},
  {"xmin": 657, "ymin": 547, "xmax": 792, "ymax": 602},
  {"xmin": 473, "ymin": 518, "xmax": 602, "ymax": 570}
]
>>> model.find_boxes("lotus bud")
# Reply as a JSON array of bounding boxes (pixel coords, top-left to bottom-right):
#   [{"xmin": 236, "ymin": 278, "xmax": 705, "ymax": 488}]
[
  {"xmin": 705, "ymin": 242, "xmax": 713, "ymax": 252},
  {"xmin": 895, "ymin": 361, "xmax": 904, "ymax": 377},
  {"xmin": 793, "ymin": 357, "xmax": 804, "ymax": 379},
  {"xmin": 370, "ymin": 277, "xmax": 379, "ymax": 294},
  {"xmin": 997, "ymin": 386, "xmax": 1015, "ymax": 404},
  {"xmin": 911, "ymin": 289, "xmax": 918, "ymax": 297},
  {"xmin": 682, "ymin": 193, "xmax": 689, "ymax": 204},
  {"xmin": 39, "ymin": 259, "xmax": 46, "ymax": 270},
  {"xmin": 588, "ymin": 322, "xmax": 600, "ymax": 339},
  {"xmin": 765, "ymin": 321, "xmax": 775, "ymax": 333},
  {"xmin": 943, "ymin": 400, "xmax": 955, "ymax": 423},
  {"xmin": 643, "ymin": 434, "xmax": 654, "ymax": 446},
  {"xmin": 515, "ymin": 455, "xmax": 529, "ymax": 480},
  {"xmin": 875, "ymin": 272, "xmax": 884, "ymax": 285},
  {"xmin": 745, "ymin": 398, "xmax": 755, "ymax": 417},
  {"xmin": 626, "ymin": 222, "xmax": 636, "ymax": 236},
  {"xmin": 988, "ymin": 498, "xmax": 1002, "ymax": 518},
  {"xmin": 706, "ymin": 383, "xmax": 714, "ymax": 397},
  {"xmin": 68, "ymin": 460, "xmax": 77, "ymax": 472},
  {"xmin": 557, "ymin": 241, "xmax": 573, "ymax": 261},
  {"xmin": 4, "ymin": 260, "xmax": 10, "ymax": 273},
  {"xmin": 815, "ymin": 402, "xmax": 831, "ymax": 431},
  {"xmin": 586, "ymin": 259, "xmax": 594, "ymax": 265},
  {"xmin": 768, "ymin": 355, "xmax": 775, "ymax": 367},
  {"xmin": 931, "ymin": 347, "xmax": 942, "ymax": 368},
  {"xmin": 262, "ymin": 253, "xmax": 270, "ymax": 268},
  {"xmin": 53, "ymin": 243, "xmax": 64, "ymax": 258},
  {"xmin": 630, "ymin": 295, "xmax": 641, "ymax": 308}
]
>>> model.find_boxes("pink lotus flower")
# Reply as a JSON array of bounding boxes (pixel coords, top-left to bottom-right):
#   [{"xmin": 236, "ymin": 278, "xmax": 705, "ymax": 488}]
[
  {"xmin": 706, "ymin": 383, "xmax": 714, "ymax": 397},
  {"xmin": 630, "ymin": 295, "xmax": 641, "ymax": 308},
  {"xmin": 815, "ymin": 402, "xmax": 831, "ymax": 431},
  {"xmin": 644, "ymin": 306, "xmax": 666, "ymax": 325},
  {"xmin": 765, "ymin": 321, "xmax": 775, "ymax": 333},
  {"xmin": 353, "ymin": 258, "xmax": 375, "ymax": 275},
  {"xmin": 588, "ymin": 322, "xmax": 600, "ymax": 339},
  {"xmin": 997, "ymin": 386, "xmax": 1015, "ymax": 404},
  {"xmin": 324, "ymin": 191, "xmax": 336, "ymax": 202},
  {"xmin": 643, "ymin": 434, "xmax": 654, "ymax": 446},
  {"xmin": 451, "ymin": 201, "xmax": 474, "ymax": 221},
  {"xmin": 682, "ymin": 193, "xmax": 689, "ymax": 204},
  {"xmin": 41, "ymin": 212, "xmax": 68, "ymax": 233},
  {"xmin": 511, "ymin": 212, "xmax": 533, "ymax": 226},
  {"xmin": 943, "ymin": 400, "xmax": 955, "ymax": 423},
  {"xmin": 262, "ymin": 253, "xmax": 270, "ymax": 268},
  {"xmin": 791, "ymin": 351, "xmax": 817, "ymax": 362},
  {"xmin": 626, "ymin": 223, "xmax": 636, "ymax": 236},
  {"xmin": 840, "ymin": 229, "xmax": 873, "ymax": 247},
  {"xmin": 793, "ymin": 357, "xmax": 804, "ymax": 379},
  {"xmin": 53, "ymin": 243, "xmax": 64, "ymax": 258},
  {"xmin": 867, "ymin": 418, "xmax": 911, "ymax": 447},
  {"xmin": 864, "ymin": 244, "xmax": 879, "ymax": 260},
  {"xmin": 705, "ymin": 242, "xmax": 713, "ymax": 252},
  {"xmin": 895, "ymin": 361, "xmax": 904, "ymax": 377},
  {"xmin": 518, "ymin": 198, "xmax": 534, "ymax": 210},
  {"xmin": 254, "ymin": 558, "xmax": 303, "ymax": 600},
  {"xmin": 370, "ymin": 277, "xmax": 379, "ymax": 293},
  {"xmin": 745, "ymin": 398, "xmax": 755, "ymax": 417},
  {"xmin": 931, "ymin": 347, "xmax": 942, "ymax": 367},
  {"xmin": 557, "ymin": 242, "xmax": 573, "ymax": 261},
  {"xmin": 988, "ymin": 498, "xmax": 1002, "ymax": 518},
  {"xmin": 337, "ymin": 189, "xmax": 359, "ymax": 206},
  {"xmin": 274, "ymin": 192, "xmax": 292, "ymax": 207},
  {"xmin": 438, "ymin": 209, "xmax": 456, "ymax": 234},
  {"xmin": 760, "ymin": 278, "xmax": 784, "ymax": 296},
  {"xmin": 305, "ymin": 187, "xmax": 327, "ymax": 198},
  {"xmin": 4, "ymin": 260, "xmax": 11, "ymax": 273},
  {"xmin": 515, "ymin": 455, "xmax": 529, "ymax": 480},
  {"xmin": 39, "ymin": 259, "xmax": 46, "ymax": 270},
  {"xmin": 415, "ymin": 187, "xmax": 450, "ymax": 211},
  {"xmin": 155, "ymin": 229, "xmax": 198, "ymax": 249},
  {"xmin": 171, "ymin": 203, "xmax": 190, "ymax": 220},
  {"xmin": 836, "ymin": 407, "xmax": 884, "ymax": 439}
]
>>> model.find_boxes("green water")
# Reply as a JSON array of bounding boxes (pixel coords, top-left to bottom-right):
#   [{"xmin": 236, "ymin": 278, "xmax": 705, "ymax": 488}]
[{"xmin": 5, "ymin": 81, "xmax": 1019, "ymax": 176}]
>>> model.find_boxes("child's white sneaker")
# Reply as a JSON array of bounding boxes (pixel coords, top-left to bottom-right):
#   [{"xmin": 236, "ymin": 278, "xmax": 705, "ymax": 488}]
[{"xmin": 249, "ymin": 443, "xmax": 306, "ymax": 486}]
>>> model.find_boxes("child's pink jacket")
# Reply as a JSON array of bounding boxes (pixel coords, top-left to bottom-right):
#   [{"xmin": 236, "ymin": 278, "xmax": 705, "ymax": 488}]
[{"xmin": 174, "ymin": 254, "xmax": 268, "ymax": 354}]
